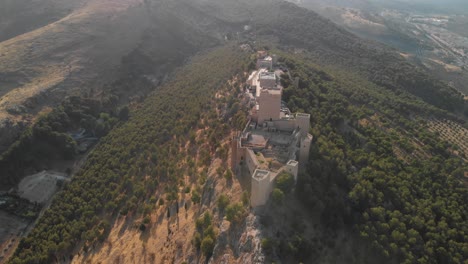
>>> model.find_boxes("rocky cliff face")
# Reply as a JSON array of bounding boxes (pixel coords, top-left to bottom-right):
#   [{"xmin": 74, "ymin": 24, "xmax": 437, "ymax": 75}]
[{"xmin": 212, "ymin": 214, "xmax": 266, "ymax": 264}]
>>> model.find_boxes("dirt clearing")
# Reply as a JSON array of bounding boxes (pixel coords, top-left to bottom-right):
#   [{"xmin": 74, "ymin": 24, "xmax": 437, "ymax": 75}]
[{"xmin": 18, "ymin": 171, "xmax": 68, "ymax": 204}]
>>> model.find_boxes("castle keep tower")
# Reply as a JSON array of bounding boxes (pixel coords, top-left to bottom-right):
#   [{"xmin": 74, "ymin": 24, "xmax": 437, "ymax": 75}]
[
  {"xmin": 257, "ymin": 89, "xmax": 281, "ymax": 124},
  {"xmin": 251, "ymin": 170, "xmax": 272, "ymax": 207}
]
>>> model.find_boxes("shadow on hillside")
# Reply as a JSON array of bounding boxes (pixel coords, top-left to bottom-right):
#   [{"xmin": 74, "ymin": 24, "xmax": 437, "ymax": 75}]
[{"xmin": 118, "ymin": 214, "xmax": 135, "ymax": 238}]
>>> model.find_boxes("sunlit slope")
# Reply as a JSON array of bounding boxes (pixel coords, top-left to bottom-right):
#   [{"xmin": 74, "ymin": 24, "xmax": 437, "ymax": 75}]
[
  {"xmin": 0, "ymin": 0, "xmax": 147, "ymax": 120},
  {"xmin": 0, "ymin": 0, "xmax": 87, "ymax": 42}
]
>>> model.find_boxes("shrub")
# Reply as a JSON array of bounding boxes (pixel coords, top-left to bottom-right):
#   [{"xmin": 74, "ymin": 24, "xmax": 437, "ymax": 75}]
[
  {"xmin": 191, "ymin": 190, "xmax": 201, "ymax": 204},
  {"xmin": 275, "ymin": 172, "xmax": 295, "ymax": 193},
  {"xmin": 224, "ymin": 169, "xmax": 233, "ymax": 180},
  {"xmin": 217, "ymin": 194, "xmax": 230, "ymax": 211},
  {"xmin": 201, "ymin": 237, "xmax": 215, "ymax": 256},
  {"xmin": 226, "ymin": 202, "xmax": 245, "ymax": 223},
  {"xmin": 193, "ymin": 232, "xmax": 202, "ymax": 249},
  {"xmin": 272, "ymin": 188, "xmax": 285, "ymax": 204},
  {"xmin": 203, "ymin": 212, "xmax": 212, "ymax": 227},
  {"xmin": 203, "ymin": 225, "xmax": 216, "ymax": 240},
  {"xmin": 262, "ymin": 238, "xmax": 275, "ymax": 252}
]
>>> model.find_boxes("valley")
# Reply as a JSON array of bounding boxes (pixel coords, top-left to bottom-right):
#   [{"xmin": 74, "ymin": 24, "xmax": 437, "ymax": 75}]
[{"xmin": 292, "ymin": 0, "xmax": 468, "ymax": 95}]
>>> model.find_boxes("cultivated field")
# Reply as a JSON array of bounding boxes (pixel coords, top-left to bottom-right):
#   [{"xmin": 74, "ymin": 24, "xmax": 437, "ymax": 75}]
[{"xmin": 427, "ymin": 118, "xmax": 468, "ymax": 159}]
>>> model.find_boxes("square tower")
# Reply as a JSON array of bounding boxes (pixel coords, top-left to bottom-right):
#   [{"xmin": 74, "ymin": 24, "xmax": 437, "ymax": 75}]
[
  {"xmin": 257, "ymin": 89, "xmax": 281, "ymax": 124},
  {"xmin": 295, "ymin": 113, "xmax": 310, "ymax": 138},
  {"xmin": 251, "ymin": 169, "xmax": 272, "ymax": 207},
  {"xmin": 285, "ymin": 160, "xmax": 299, "ymax": 182},
  {"xmin": 258, "ymin": 71, "xmax": 276, "ymax": 89}
]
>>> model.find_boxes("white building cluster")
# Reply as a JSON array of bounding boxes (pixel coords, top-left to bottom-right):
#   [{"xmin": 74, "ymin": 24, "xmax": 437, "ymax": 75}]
[{"xmin": 232, "ymin": 51, "xmax": 313, "ymax": 207}]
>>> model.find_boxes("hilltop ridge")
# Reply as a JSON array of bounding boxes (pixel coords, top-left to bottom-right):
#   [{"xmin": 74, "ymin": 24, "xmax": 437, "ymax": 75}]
[
  {"xmin": 1, "ymin": 0, "xmax": 465, "ymax": 154},
  {"xmin": 1, "ymin": 0, "xmax": 467, "ymax": 263}
]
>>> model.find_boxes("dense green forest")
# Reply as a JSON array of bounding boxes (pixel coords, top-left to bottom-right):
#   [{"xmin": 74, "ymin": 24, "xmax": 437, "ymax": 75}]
[
  {"xmin": 274, "ymin": 52, "xmax": 467, "ymax": 264},
  {"xmin": 0, "ymin": 97, "xmax": 122, "ymax": 186},
  {"xmin": 8, "ymin": 45, "xmax": 250, "ymax": 264}
]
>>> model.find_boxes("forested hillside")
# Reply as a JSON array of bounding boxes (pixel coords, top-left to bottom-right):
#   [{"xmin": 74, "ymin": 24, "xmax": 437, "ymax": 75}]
[
  {"xmin": 0, "ymin": 0, "xmax": 224, "ymax": 187},
  {"xmin": 8, "ymin": 45, "xmax": 250, "ymax": 263},
  {"xmin": 274, "ymin": 51, "xmax": 467, "ymax": 263},
  {"xmin": 0, "ymin": 0, "xmax": 228, "ymax": 157},
  {"xmin": 3, "ymin": 0, "xmax": 468, "ymax": 263},
  {"xmin": 192, "ymin": 0, "xmax": 466, "ymax": 113},
  {"xmin": 248, "ymin": 0, "xmax": 466, "ymax": 113}
]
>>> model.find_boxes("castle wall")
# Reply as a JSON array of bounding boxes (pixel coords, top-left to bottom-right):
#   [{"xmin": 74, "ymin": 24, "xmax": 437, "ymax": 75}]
[
  {"xmin": 295, "ymin": 113, "xmax": 311, "ymax": 138},
  {"xmin": 259, "ymin": 78, "xmax": 276, "ymax": 89},
  {"xmin": 285, "ymin": 160, "xmax": 299, "ymax": 182},
  {"xmin": 299, "ymin": 134, "xmax": 313, "ymax": 173},
  {"xmin": 231, "ymin": 136, "xmax": 238, "ymax": 171},
  {"xmin": 256, "ymin": 59, "xmax": 273, "ymax": 70},
  {"xmin": 245, "ymin": 148, "xmax": 259, "ymax": 177},
  {"xmin": 250, "ymin": 160, "xmax": 299, "ymax": 207},
  {"xmin": 272, "ymin": 119, "xmax": 296, "ymax": 132}
]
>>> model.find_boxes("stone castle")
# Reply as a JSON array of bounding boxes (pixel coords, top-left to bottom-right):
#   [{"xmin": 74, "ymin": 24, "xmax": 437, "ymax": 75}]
[{"xmin": 232, "ymin": 51, "xmax": 313, "ymax": 207}]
